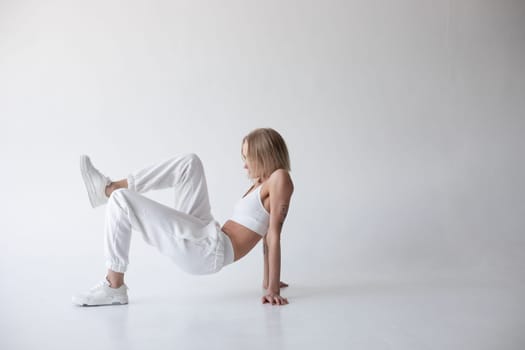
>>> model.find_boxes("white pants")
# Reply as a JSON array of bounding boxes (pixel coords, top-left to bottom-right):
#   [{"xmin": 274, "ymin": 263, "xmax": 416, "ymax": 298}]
[{"xmin": 103, "ymin": 153, "xmax": 235, "ymax": 275}]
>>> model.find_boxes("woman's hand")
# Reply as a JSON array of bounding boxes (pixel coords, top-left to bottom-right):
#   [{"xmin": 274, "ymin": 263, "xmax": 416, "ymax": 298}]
[
  {"xmin": 262, "ymin": 292, "xmax": 289, "ymax": 305},
  {"xmin": 263, "ymin": 281, "xmax": 289, "ymax": 289}
]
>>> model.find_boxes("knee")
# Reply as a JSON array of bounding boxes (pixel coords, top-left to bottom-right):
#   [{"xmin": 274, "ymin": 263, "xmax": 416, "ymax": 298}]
[
  {"xmin": 185, "ymin": 152, "xmax": 201, "ymax": 164},
  {"xmin": 185, "ymin": 153, "xmax": 204, "ymax": 170}
]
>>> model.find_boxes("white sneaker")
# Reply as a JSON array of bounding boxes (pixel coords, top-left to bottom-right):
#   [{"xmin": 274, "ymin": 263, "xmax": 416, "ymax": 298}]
[
  {"xmin": 80, "ymin": 155, "xmax": 111, "ymax": 208},
  {"xmin": 72, "ymin": 278, "xmax": 129, "ymax": 306}
]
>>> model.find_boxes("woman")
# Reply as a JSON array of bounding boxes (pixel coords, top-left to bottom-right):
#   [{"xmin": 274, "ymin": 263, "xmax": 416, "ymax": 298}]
[{"xmin": 72, "ymin": 128, "xmax": 294, "ymax": 307}]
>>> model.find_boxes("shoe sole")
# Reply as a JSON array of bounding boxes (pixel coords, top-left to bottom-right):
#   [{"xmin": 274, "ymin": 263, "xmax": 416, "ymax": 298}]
[
  {"xmin": 77, "ymin": 301, "xmax": 128, "ymax": 307},
  {"xmin": 80, "ymin": 155, "xmax": 102, "ymax": 208},
  {"xmin": 72, "ymin": 296, "xmax": 129, "ymax": 307}
]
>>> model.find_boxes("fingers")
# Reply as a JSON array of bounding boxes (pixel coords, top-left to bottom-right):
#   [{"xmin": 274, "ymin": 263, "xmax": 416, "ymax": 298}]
[
  {"xmin": 274, "ymin": 298, "xmax": 287, "ymax": 305},
  {"xmin": 261, "ymin": 295, "xmax": 289, "ymax": 305},
  {"xmin": 274, "ymin": 296, "xmax": 288, "ymax": 305}
]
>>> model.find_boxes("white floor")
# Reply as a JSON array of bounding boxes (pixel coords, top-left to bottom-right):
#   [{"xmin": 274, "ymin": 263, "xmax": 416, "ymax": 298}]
[{"xmin": 1, "ymin": 257, "xmax": 523, "ymax": 350}]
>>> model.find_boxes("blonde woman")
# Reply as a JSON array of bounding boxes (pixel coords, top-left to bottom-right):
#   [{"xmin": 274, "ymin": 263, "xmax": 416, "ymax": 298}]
[{"xmin": 72, "ymin": 128, "xmax": 294, "ymax": 307}]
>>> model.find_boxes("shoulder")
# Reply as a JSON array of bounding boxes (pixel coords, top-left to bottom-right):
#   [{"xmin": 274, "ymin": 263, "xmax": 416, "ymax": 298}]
[{"xmin": 267, "ymin": 169, "xmax": 294, "ymax": 193}]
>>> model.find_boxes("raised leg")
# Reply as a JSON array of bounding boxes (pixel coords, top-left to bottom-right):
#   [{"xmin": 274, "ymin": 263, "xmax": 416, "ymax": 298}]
[{"xmin": 125, "ymin": 153, "xmax": 213, "ymax": 222}]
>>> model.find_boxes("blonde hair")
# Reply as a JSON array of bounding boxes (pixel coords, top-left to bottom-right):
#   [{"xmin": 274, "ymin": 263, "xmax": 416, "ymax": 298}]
[{"xmin": 242, "ymin": 128, "xmax": 291, "ymax": 180}]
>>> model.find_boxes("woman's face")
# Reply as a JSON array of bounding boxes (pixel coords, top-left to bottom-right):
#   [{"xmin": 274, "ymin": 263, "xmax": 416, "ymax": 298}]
[{"xmin": 242, "ymin": 141, "xmax": 253, "ymax": 179}]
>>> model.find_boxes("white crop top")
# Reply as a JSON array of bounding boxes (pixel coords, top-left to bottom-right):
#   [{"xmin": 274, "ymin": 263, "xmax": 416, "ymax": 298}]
[{"xmin": 229, "ymin": 184, "xmax": 270, "ymax": 236}]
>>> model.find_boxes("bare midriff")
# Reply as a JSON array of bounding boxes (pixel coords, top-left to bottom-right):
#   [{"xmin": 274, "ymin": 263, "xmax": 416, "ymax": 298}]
[{"xmin": 221, "ymin": 220, "xmax": 263, "ymax": 262}]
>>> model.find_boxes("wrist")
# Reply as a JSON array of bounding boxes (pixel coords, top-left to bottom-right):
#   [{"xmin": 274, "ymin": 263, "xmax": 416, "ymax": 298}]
[{"xmin": 267, "ymin": 286, "xmax": 280, "ymax": 294}]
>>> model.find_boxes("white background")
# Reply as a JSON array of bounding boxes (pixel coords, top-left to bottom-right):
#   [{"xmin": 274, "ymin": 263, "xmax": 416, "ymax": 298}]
[{"xmin": 1, "ymin": 0, "xmax": 524, "ymax": 349}]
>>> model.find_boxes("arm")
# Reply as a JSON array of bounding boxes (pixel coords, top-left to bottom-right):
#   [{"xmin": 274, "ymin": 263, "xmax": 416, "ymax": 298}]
[
  {"xmin": 266, "ymin": 231, "xmax": 282, "ymax": 294},
  {"xmin": 263, "ymin": 235, "xmax": 269, "ymax": 289},
  {"xmin": 263, "ymin": 235, "xmax": 289, "ymax": 289},
  {"xmin": 262, "ymin": 170, "xmax": 294, "ymax": 305}
]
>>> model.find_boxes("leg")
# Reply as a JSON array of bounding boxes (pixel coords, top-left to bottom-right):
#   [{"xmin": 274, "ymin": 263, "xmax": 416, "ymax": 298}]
[
  {"xmin": 109, "ymin": 153, "xmax": 213, "ymax": 222},
  {"xmin": 104, "ymin": 154, "xmax": 228, "ymax": 285},
  {"xmin": 104, "ymin": 189, "xmax": 233, "ymax": 276},
  {"xmin": 73, "ymin": 154, "xmax": 230, "ymax": 305}
]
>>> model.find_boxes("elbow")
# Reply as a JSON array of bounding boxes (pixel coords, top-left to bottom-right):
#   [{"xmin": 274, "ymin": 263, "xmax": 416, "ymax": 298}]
[{"xmin": 265, "ymin": 231, "xmax": 281, "ymax": 246}]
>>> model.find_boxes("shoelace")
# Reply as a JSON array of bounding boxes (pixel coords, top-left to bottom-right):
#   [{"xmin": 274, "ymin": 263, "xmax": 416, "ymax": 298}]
[
  {"xmin": 89, "ymin": 279, "xmax": 130, "ymax": 291},
  {"xmin": 89, "ymin": 280, "xmax": 109, "ymax": 291}
]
